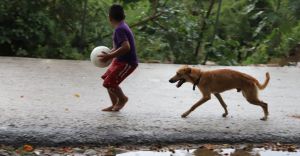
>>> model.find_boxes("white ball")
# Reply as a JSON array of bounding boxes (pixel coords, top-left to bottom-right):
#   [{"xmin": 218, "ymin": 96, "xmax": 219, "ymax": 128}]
[{"xmin": 90, "ymin": 46, "xmax": 112, "ymax": 68}]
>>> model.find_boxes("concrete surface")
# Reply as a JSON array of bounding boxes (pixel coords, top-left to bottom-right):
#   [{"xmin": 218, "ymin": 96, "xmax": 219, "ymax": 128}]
[{"xmin": 0, "ymin": 57, "xmax": 299, "ymax": 146}]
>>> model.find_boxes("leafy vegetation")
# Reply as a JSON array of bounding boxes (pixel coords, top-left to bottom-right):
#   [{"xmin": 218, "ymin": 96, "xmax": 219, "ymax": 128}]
[{"xmin": 0, "ymin": 0, "xmax": 299, "ymax": 65}]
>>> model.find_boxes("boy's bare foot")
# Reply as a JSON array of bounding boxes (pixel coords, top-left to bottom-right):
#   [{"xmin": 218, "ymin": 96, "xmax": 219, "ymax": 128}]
[
  {"xmin": 102, "ymin": 105, "xmax": 114, "ymax": 111},
  {"xmin": 112, "ymin": 96, "xmax": 128, "ymax": 111}
]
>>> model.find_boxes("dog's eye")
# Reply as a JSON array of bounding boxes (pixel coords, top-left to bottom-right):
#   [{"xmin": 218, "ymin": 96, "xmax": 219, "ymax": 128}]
[{"xmin": 176, "ymin": 72, "xmax": 180, "ymax": 76}]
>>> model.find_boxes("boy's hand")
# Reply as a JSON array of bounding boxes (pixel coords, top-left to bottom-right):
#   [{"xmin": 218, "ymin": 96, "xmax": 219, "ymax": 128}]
[{"xmin": 98, "ymin": 52, "xmax": 112, "ymax": 62}]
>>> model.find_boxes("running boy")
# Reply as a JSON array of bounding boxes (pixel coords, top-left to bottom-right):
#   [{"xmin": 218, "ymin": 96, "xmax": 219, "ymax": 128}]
[{"xmin": 98, "ymin": 4, "xmax": 138, "ymax": 111}]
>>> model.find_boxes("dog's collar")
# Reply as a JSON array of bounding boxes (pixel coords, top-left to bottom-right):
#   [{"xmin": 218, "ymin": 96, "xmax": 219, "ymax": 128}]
[
  {"xmin": 188, "ymin": 68, "xmax": 201, "ymax": 91},
  {"xmin": 193, "ymin": 77, "xmax": 200, "ymax": 91}
]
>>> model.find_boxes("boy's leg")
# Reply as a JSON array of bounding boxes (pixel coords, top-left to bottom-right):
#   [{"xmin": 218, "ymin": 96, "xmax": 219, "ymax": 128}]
[
  {"xmin": 101, "ymin": 62, "xmax": 116, "ymax": 111},
  {"xmin": 102, "ymin": 89, "xmax": 119, "ymax": 111},
  {"xmin": 110, "ymin": 86, "xmax": 128, "ymax": 111},
  {"xmin": 102, "ymin": 61, "xmax": 137, "ymax": 111}
]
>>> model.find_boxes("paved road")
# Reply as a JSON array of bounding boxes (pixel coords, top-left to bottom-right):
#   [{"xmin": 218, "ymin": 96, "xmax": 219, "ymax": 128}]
[{"xmin": 0, "ymin": 57, "xmax": 299, "ymax": 146}]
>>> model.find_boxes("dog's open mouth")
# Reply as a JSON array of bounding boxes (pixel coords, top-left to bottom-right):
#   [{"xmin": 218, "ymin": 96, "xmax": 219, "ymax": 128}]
[{"xmin": 176, "ymin": 79, "xmax": 186, "ymax": 88}]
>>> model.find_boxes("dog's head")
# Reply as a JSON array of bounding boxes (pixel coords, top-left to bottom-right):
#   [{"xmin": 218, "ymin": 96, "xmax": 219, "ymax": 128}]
[{"xmin": 169, "ymin": 65, "xmax": 192, "ymax": 88}]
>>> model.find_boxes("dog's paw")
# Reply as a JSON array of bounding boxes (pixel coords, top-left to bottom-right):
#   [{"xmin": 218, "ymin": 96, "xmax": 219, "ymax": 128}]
[
  {"xmin": 260, "ymin": 117, "xmax": 268, "ymax": 121},
  {"xmin": 181, "ymin": 113, "xmax": 188, "ymax": 118},
  {"xmin": 222, "ymin": 113, "xmax": 228, "ymax": 117}
]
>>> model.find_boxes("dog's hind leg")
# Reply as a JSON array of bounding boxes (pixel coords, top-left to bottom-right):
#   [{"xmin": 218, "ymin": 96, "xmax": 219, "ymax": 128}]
[
  {"xmin": 181, "ymin": 93, "xmax": 211, "ymax": 118},
  {"xmin": 214, "ymin": 93, "xmax": 228, "ymax": 117},
  {"xmin": 249, "ymin": 99, "xmax": 268, "ymax": 121},
  {"xmin": 242, "ymin": 86, "xmax": 269, "ymax": 121}
]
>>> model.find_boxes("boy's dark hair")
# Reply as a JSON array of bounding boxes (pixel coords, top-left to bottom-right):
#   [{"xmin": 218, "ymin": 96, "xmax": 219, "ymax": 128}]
[{"xmin": 109, "ymin": 4, "xmax": 125, "ymax": 21}]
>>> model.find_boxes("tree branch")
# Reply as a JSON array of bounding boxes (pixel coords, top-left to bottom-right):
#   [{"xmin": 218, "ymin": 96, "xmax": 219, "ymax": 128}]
[
  {"xmin": 203, "ymin": 0, "xmax": 222, "ymax": 65},
  {"xmin": 194, "ymin": 0, "xmax": 215, "ymax": 57},
  {"xmin": 90, "ymin": 12, "xmax": 164, "ymax": 43},
  {"xmin": 130, "ymin": 12, "xmax": 163, "ymax": 28},
  {"xmin": 89, "ymin": 0, "xmax": 168, "ymax": 44}
]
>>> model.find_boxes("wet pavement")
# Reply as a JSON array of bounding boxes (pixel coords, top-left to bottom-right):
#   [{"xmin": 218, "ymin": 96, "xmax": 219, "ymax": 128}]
[{"xmin": 0, "ymin": 57, "xmax": 300, "ymax": 146}]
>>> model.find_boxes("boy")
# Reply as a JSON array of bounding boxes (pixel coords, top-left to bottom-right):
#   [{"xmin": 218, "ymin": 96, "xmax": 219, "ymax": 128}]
[{"xmin": 98, "ymin": 4, "xmax": 138, "ymax": 111}]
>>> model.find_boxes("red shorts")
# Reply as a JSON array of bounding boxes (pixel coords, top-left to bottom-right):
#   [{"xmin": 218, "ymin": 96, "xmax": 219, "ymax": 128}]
[{"xmin": 101, "ymin": 60, "xmax": 137, "ymax": 88}]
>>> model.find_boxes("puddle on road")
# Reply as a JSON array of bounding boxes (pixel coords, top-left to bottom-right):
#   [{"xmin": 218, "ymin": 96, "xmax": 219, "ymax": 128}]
[{"xmin": 117, "ymin": 148, "xmax": 300, "ymax": 156}]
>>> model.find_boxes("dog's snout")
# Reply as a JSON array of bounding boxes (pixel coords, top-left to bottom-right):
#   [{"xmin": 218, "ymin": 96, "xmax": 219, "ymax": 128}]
[{"xmin": 169, "ymin": 79, "xmax": 175, "ymax": 83}]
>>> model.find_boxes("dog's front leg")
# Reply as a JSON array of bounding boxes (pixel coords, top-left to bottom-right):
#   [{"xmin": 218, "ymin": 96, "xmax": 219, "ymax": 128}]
[
  {"xmin": 181, "ymin": 95, "xmax": 211, "ymax": 118},
  {"xmin": 214, "ymin": 93, "xmax": 228, "ymax": 117}
]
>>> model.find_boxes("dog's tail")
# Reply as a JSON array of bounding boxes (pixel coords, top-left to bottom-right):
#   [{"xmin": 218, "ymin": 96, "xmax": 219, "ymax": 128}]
[{"xmin": 255, "ymin": 72, "xmax": 270, "ymax": 90}]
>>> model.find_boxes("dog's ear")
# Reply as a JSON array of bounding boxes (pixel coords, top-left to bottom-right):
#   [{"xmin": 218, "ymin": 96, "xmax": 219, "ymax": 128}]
[
  {"xmin": 181, "ymin": 65, "xmax": 189, "ymax": 69},
  {"xmin": 185, "ymin": 66, "xmax": 191, "ymax": 74}
]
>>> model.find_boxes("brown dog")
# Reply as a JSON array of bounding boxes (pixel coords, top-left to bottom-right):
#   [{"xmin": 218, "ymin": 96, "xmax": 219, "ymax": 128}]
[{"xmin": 169, "ymin": 65, "xmax": 270, "ymax": 120}]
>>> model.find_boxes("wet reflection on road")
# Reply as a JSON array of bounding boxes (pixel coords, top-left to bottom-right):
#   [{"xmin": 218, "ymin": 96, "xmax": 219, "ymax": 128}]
[{"xmin": 118, "ymin": 147, "xmax": 300, "ymax": 156}]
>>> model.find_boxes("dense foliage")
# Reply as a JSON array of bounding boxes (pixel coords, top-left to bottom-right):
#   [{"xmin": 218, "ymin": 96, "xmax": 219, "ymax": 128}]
[{"xmin": 0, "ymin": 0, "xmax": 299, "ymax": 65}]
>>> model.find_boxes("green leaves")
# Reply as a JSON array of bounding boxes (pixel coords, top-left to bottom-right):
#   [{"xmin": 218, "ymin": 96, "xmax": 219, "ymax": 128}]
[
  {"xmin": 0, "ymin": 0, "xmax": 299, "ymax": 65},
  {"xmin": 253, "ymin": 17, "xmax": 268, "ymax": 38},
  {"xmin": 243, "ymin": 3, "xmax": 255, "ymax": 14},
  {"xmin": 207, "ymin": 37, "xmax": 240, "ymax": 65}
]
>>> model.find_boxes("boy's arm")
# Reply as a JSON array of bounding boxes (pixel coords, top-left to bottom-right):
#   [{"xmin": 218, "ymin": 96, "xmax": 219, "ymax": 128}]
[
  {"xmin": 111, "ymin": 41, "xmax": 116, "ymax": 51},
  {"xmin": 98, "ymin": 41, "xmax": 130, "ymax": 62},
  {"xmin": 110, "ymin": 41, "xmax": 130, "ymax": 57}
]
